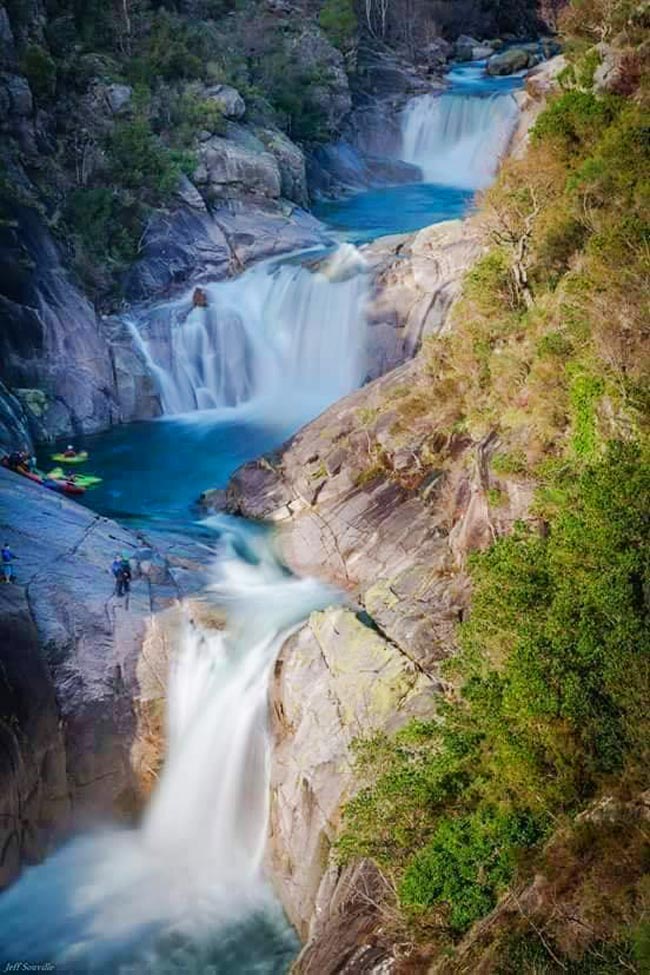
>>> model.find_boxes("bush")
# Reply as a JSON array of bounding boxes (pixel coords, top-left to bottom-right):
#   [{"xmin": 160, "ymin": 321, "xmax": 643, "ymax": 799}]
[
  {"xmin": 65, "ymin": 187, "xmax": 139, "ymax": 265},
  {"xmin": 400, "ymin": 808, "xmax": 545, "ymax": 931},
  {"xmin": 21, "ymin": 44, "xmax": 57, "ymax": 100},
  {"xmin": 319, "ymin": 0, "xmax": 357, "ymax": 52},
  {"xmin": 107, "ymin": 118, "xmax": 194, "ymax": 198},
  {"xmin": 532, "ymin": 91, "xmax": 622, "ymax": 160}
]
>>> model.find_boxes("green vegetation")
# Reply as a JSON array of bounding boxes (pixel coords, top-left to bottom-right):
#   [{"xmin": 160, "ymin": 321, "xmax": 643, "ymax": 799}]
[
  {"xmin": 338, "ymin": 1, "xmax": 650, "ymax": 966},
  {"xmin": 21, "ymin": 44, "xmax": 57, "ymax": 100},
  {"xmin": 319, "ymin": 0, "xmax": 357, "ymax": 53}
]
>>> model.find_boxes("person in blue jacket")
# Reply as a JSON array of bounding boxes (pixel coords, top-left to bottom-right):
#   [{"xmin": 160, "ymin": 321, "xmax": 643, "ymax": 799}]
[{"xmin": 2, "ymin": 543, "xmax": 17, "ymax": 583}]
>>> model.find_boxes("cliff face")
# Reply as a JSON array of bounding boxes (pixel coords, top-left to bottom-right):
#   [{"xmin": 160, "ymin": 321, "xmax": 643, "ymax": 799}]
[{"xmin": 0, "ymin": 465, "xmax": 206, "ymax": 885}]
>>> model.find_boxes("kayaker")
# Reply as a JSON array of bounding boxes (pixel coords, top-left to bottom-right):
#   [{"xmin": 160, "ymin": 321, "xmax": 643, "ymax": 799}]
[
  {"xmin": 63, "ymin": 445, "xmax": 77, "ymax": 458},
  {"xmin": 2, "ymin": 543, "xmax": 17, "ymax": 583}
]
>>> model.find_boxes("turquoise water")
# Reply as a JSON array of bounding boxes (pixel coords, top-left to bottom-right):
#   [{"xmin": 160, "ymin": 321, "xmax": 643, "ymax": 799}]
[{"xmin": 313, "ymin": 182, "xmax": 475, "ymax": 243}]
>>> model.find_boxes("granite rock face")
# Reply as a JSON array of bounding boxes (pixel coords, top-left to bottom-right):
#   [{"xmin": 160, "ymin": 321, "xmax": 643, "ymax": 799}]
[
  {"xmin": 361, "ymin": 219, "xmax": 484, "ymax": 379},
  {"xmin": 0, "ymin": 465, "xmax": 207, "ymax": 882},
  {"xmin": 267, "ymin": 607, "xmax": 435, "ymax": 940}
]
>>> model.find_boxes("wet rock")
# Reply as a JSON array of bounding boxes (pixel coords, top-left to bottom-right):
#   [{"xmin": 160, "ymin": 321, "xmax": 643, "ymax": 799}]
[
  {"xmin": 0, "ymin": 381, "xmax": 33, "ymax": 452},
  {"xmin": 472, "ymin": 44, "xmax": 495, "ymax": 60},
  {"xmin": 487, "ymin": 47, "xmax": 537, "ymax": 76},
  {"xmin": 205, "ymin": 83, "xmax": 245, "ymax": 120},
  {"xmin": 454, "ymin": 34, "xmax": 480, "ymax": 61}
]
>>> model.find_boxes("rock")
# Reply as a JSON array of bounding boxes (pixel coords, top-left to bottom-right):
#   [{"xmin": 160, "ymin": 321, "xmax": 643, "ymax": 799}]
[
  {"xmin": 361, "ymin": 218, "xmax": 484, "ymax": 379},
  {"xmin": 472, "ymin": 44, "xmax": 495, "ymax": 60},
  {"xmin": 1, "ymin": 73, "xmax": 33, "ymax": 116},
  {"xmin": 267, "ymin": 606, "xmax": 435, "ymax": 938},
  {"xmin": 205, "ymin": 84, "xmax": 245, "ymax": 120},
  {"xmin": 195, "ymin": 135, "xmax": 281, "ymax": 200},
  {"xmin": 121, "ymin": 202, "xmax": 330, "ymax": 303},
  {"xmin": 104, "ymin": 82, "xmax": 132, "ymax": 114},
  {"xmin": 0, "ymin": 204, "xmax": 121, "ymax": 439},
  {"xmin": 454, "ymin": 34, "xmax": 480, "ymax": 61},
  {"xmin": 418, "ymin": 37, "xmax": 452, "ymax": 68},
  {"xmin": 593, "ymin": 43, "xmax": 634, "ymax": 95},
  {"xmin": 509, "ymin": 55, "xmax": 566, "ymax": 160},
  {"xmin": 174, "ymin": 173, "xmax": 207, "ymax": 212},
  {"xmin": 0, "ymin": 465, "xmax": 208, "ymax": 871},
  {"xmin": 487, "ymin": 47, "xmax": 536, "ymax": 76},
  {"xmin": 196, "ymin": 488, "xmax": 228, "ymax": 513},
  {"xmin": 255, "ymin": 127, "xmax": 308, "ymax": 207},
  {"xmin": 0, "ymin": 381, "xmax": 33, "ymax": 452},
  {"xmin": 0, "ymin": 586, "xmax": 69, "ymax": 888},
  {"xmin": 0, "ymin": 7, "xmax": 15, "ymax": 57}
]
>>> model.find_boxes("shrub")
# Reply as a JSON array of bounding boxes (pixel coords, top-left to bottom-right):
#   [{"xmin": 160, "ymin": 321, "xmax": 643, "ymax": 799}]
[
  {"xmin": 107, "ymin": 118, "xmax": 194, "ymax": 198},
  {"xmin": 21, "ymin": 44, "xmax": 57, "ymax": 100},
  {"xmin": 319, "ymin": 0, "xmax": 357, "ymax": 52},
  {"xmin": 65, "ymin": 187, "xmax": 139, "ymax": 264}
]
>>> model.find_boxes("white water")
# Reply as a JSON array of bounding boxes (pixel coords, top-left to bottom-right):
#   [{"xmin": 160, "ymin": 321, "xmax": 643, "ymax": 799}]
[
  {"xmin": 129, "ymin": 246, "xmax": 369, "ymax": 424},
  {"xmin": 400, "ymin": 90, "xmax": 519, "ymax": 190},
  {"xmin": 0, "ymin": 524, "xmax": 339, "ymax": 971}
]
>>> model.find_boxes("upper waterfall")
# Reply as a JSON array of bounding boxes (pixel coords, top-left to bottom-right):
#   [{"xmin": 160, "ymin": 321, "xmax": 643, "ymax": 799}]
[
  {"xmin": 127, "ymin": 245, "xmax": 369, "ymax": 426},
  {"xmin": 400, "ymin": 90, "xmax": 519, "ymax": 190}
]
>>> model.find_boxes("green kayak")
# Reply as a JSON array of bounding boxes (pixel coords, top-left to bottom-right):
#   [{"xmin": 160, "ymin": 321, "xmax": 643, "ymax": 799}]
[
  {"xmin": 51, "ymin": 451, "xmax": 88, "ymax": 464},
  {"xmin": 47, "ymin": 466, "xmax": 103, "ymax": 488}
]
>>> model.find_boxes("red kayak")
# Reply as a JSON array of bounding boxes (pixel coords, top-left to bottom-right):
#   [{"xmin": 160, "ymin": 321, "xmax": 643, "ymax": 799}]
[
  {"xmin": 43, "ymin": 477, "xmax": 85, "ymax": 496},
  {"xmin": 2, "ymin": 456, "xmax": 85, "ymax": 495}
]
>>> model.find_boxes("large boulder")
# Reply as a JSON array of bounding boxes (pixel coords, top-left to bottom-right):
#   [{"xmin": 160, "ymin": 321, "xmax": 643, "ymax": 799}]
[
  {"xmin": 255, "ymin": 127, "xmax": 308, "ymax": 206},
  {"xmin": 195, "ymin": 135, "xmax": 281, "ymax": 200},
  {"xmin": 205, "ymin": 84, "xmax": 246, "ymax": 120},
  {"xmin": 487, "ymin": 47, "xmax": 538, "ymax": 76}
]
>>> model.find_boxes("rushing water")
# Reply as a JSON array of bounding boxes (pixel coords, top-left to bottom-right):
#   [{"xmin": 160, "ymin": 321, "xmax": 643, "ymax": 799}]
[
  {"xmin": 0, "ymin": 526, "xmax": 338, "ymax": 971},
  {"xmin": 313, "ymin": 59, "xmax": 523, "ymax": 241},
  {"xmin": 12, "ymin": 54, "xmax": 526, "ymax": 974}
]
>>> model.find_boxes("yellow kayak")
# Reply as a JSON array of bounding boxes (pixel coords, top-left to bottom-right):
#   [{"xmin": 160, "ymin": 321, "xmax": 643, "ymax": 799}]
[{"xmin": 51, "ymin": 451, "xmax": 88, "ymax": 465}]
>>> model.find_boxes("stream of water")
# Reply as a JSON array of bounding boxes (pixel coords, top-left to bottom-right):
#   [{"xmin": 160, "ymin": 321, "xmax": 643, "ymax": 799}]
[{"xmin": 5, "ymin": 57, "xmax": 524, "ymax": 973}]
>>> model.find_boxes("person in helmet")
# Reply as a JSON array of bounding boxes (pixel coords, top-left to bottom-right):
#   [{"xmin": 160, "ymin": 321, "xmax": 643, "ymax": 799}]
[
  {"xmin": 2, "ymin": 542, "xmax": 17, "ymax": 583},
  {"xmin": 63, "ymin": 445, "xmax": 77, "ymax": 458}
]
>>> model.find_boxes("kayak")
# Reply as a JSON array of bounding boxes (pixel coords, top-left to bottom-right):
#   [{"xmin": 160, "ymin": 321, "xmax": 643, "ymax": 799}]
[
  {"xmin": 43, "ymin": 477, "xmax": 85, "ymax": 496},
  {"xmin": 1, "ymin": 457, "xmax": 43, "ymax": 483},
  {"xmin": 51, "ymin": 451, "xmax": 88, "ymax": 465},
  {"xmin": 47, "ymin": 467, "xmax": 103, "ymax": 488}
]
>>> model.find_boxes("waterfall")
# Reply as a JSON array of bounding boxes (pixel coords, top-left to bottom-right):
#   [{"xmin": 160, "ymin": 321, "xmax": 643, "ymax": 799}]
[
  {"xmin": 128, "ymin": 245, "xmax": 369, "ymax": 426},
  {"xmin": 0, "ymin": 522, "xmax": 338, "ymax": 971},
  {"xmin": 400, "ymin": 91, "xmax": 519, "ymax": 190}
]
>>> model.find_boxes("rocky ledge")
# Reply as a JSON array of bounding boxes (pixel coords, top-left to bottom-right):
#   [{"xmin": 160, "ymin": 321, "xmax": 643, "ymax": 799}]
[{"xmin": 0, "ymin": 466, "xmax": 207, "ymax": 887}]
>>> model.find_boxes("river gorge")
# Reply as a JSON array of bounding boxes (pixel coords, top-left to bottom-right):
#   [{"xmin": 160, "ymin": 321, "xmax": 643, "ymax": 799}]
[{"xmin": 0, "ymin": 52, "xmax": 557, "ymax": 974}]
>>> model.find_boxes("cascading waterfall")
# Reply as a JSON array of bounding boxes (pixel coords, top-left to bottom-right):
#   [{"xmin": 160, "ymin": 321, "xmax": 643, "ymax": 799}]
[
  {"xmin": 0, "ymin": 521, "xmax": 339, "ymax": 972},
  {"xmin": 400, "ymin": 90, "xmax": 519, "ymax": 190},
  {"xmin": 128, "ymin": 244, "xmax": 369, "ymax": 426}
]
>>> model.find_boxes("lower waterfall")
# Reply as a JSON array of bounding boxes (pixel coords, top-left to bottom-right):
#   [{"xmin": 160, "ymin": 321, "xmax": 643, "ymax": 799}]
[
  {"xmin": 128, "ymin": 245, "xmax": 369, "ymax": 425},
  {"xmin": 400, "ymin": 90, "xmax": 519, "ymax": 190},
  {"xmin": 0, "ymin": 523, "xmax": 338, "ymax": 971}
]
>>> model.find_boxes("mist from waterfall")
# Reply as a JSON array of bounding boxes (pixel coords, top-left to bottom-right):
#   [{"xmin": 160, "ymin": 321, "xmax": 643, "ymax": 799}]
[
  {"xmin": 127, "ymin": 244, "xmax": 369, "ymax": 427},
  {"xmin": 400, "ymin": 90, "xmax": 519, "ymax": 190},
  {"xmin": 0, "ymin": 522, "xmax": 339, "ymax": 972}
]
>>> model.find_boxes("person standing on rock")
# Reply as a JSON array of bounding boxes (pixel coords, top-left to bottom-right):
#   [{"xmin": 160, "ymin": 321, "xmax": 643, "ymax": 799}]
[
  {"xmin": 111, "ymin": 553, "xmax": 132, "ymax": 599},
  {"xmin": 2, "ymin": 542, "xmax": 17, "ymax": 583}
]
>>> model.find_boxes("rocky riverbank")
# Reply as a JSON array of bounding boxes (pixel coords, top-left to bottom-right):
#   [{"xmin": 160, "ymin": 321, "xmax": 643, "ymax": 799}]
[{"xmin": 0, "ymin": 465, "xmax": 208, "ymax": 887}]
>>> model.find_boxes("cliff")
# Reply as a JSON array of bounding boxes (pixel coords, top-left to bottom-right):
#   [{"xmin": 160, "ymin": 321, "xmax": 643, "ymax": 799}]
[{"xmin": 0, "ymin": 465, "xmax": 207, "ymax": 886}]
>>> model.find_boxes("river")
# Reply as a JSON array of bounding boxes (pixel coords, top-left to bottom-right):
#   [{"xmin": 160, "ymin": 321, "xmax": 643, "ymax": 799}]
[{"xmin": 2, "ymin": 59, "xmax": 523, "ymax": 973}]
